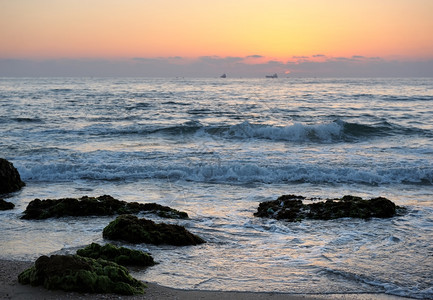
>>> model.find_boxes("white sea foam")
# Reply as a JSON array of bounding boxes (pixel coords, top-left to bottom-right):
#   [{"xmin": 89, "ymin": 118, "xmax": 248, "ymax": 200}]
[
  {"xmin": 16, "ymin": 159, "xmax": 433, "ymax": 185},
  {"xmin": 224, "ymin": 121, "xmax": 343, "ymax": 142}
]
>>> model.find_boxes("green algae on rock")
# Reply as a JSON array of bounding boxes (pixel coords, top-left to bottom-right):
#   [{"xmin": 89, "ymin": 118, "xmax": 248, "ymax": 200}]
[
  {"xmin": 0, "ymin": 158, "xmax": 25, "ymax": 194},
  {"xmin": 0, "ymin": 198, "xmax": 15, "ymax": 210},
  {"xmin": 255, "ymin": 194, "xmax": 403, "ymax": 222},
  {"xmin": 103, "ymin": 214, "xmax": 206, "ymax": 246},
  {"xmin": 77, "ymin": 243, "xmax": 155, "ymax": 267},
  {"xmin": 21, "ymin": 194, "xmax": 189, "ymax": 220},
  {"xmin": 18, "ymin": 254, "xmax": 146, "ymax": 295}
]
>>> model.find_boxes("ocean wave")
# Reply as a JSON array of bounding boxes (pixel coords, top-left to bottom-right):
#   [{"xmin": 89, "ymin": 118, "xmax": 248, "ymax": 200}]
[
  {"xmin": 339, "ymin": 120, "xmax": 392, "ymax": 138},
  {"xmin": 49, "ymin": 88, "xmax": 74, "ymax": 93},
  {"xmin": 381, "ymin": 95, "xmax": 433, "ymax": 102},
  {"xmin": 0, "ymin": 117, "xmax": 44, "ymax": 124},
  {"xmin": 322, "ymin": 268, "xmax": 432, "ymax": 299},
  {"xmin": 184, "ymin": 120, "xmax": 428, "ymax": 142},
  {"xmin": 222, "ymin": 121, "xmax": 343, "ymax": 142},
  {"xmin": 17, "ymin": 160, "xmax": 433, "ymax": 186},
  {"xmin": 34, "ymin": 119, "xmax": 431, "ymax": 143},
  {"xmin": 13, "ymin": 117, "xmax": 45, "ymax": 123},
  {"xmin": 232, "ymin": 120, "xmax": 432, "ymax": 142}
]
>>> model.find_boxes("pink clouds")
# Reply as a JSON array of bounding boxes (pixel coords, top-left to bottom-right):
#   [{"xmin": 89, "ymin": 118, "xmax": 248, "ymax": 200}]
[{"xmin": 1, "ymin": 55, "xmax": 432, "ymax": 77}]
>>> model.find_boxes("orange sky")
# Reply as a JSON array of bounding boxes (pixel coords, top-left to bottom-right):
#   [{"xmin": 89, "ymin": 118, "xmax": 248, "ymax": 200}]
[{"xmin": 1, "ymin": 0, "xmax": 433, "ymax": 61}]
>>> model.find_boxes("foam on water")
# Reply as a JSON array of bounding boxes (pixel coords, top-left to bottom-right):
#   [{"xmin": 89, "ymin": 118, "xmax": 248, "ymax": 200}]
[
  {"xmin": 15, "ymin": 158, "xmax": 433, "ymax": 185},
  {"xmin": 223, "ymin": 121, "xmax": 343, "ymax": 142},
  {"xmin": 8, "ymin": 118, "xmax": 429, "ymax": 142}
]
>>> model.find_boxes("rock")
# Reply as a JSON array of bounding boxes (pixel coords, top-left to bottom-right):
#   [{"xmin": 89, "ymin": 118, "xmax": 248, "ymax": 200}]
[
  {"xmin": 0, "ymin": 158, "xmax": 25, "ymax": 194},
  {"xmin": 18, "ymin": 254, "xmax": 145, "ymax": 295},
  {"xmin": 254, "ymin": 194, "xmax": 402, "ymax": 222},
  {"xmin": 103, "ymin": 214, "xmax": 206, "ymax": 246},
  {"xmin": 21, "ymin": 195, "xmax": 188, "ymax": 220},
  {"xmin": 77, "ymin": 243, "xmax": 155, "ymax": 267},
  {"xmin": 0, "ymin": 198, "xmax": 15, "ymax": 210}
]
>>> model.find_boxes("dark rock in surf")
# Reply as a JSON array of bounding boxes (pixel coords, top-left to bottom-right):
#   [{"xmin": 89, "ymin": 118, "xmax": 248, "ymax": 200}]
[
  {"xmin": 103, "ymin": 214, "xmax": 205, "ymax": 246},
  {"xmin": 18, "ymin": 254, "xmax": 145, "ymax": 295},
  {"xmin": 0, "ymin": 198, "xmax": 15, "ymax": 210},
  {"xmin": 0, "ymin": 158, "xmax": 25, "ymax": 194},
  {"xmin": 77, "ymin": 243, "xmax": 155, "ymax": 267},
  {"xmin": 21, "ymin": 195, "xmax": 188, "ymax": 220},
  {"xmin": 254, "ymin": 194, "xmax": 402, "ymax": 222}
]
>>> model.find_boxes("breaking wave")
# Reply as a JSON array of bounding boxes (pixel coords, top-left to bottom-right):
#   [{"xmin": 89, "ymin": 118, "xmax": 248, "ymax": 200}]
[
  {"xmin": 17, "ymin": 160, "xmax": 433, "ymax": 186},
  {"xmin": 43, "ymin": 120, "xmax": 431, "ymax": 143}
]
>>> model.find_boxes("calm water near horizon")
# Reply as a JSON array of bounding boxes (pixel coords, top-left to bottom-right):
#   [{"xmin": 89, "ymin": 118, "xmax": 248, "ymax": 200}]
[{"xmin": 1, "ymin": 77, "xmax": 432, "ymax": 298}]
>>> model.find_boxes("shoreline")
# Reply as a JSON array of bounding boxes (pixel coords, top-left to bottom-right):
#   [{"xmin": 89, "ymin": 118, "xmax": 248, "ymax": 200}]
[{"xmin": 0, "ymin": 259, "xmax": 412, "ymax": 300}]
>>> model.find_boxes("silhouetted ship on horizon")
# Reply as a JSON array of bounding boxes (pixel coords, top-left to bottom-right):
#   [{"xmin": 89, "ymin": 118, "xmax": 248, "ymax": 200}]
[{"xmin": 266, "ymin": 73, "xmax": 278, "ymax": 78}]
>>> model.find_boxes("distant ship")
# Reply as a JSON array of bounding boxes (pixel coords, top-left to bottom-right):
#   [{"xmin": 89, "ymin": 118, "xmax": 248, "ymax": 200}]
[
  {"xmin": 220, "ymin": 73, "xmax": 227, "ymax": 78},
  {"xmin": 266, "ymin": 73, "xmax": 278, "ymax": 78}
]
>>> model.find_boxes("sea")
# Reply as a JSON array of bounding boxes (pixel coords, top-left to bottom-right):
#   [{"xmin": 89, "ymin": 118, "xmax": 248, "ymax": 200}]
[{"xmin": 0, "ymin": 77, "xmax": 432, "ymax": 299}]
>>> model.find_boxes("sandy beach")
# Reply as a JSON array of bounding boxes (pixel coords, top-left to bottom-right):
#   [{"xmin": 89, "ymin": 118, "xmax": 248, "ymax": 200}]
[{"xmin": 0, "ymin": 259, "xmax": 413, "ymax": 300}]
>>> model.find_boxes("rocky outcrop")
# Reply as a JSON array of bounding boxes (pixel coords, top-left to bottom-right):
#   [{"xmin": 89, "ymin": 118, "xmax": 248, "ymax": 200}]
[
  {"xmin": 0, "ymin": 158, "xmax": 25, "ymax": 194},
  {"xmin": 18, "ymin": 254, "xmax": 145, "ymax": 295},
  {"xmin": 0, "ymin": 198, "xmax": 15, "ymax": 210},
  {"xmin": 103, "ymin": 214, "xmax": 205, "ymax": 246},
  {"xmin": 21, "ymin": 195, "xmax": 188, "ymax": 220},
  {"xmin": 255, "ymin": 194, "xmax": 402, "ymax": 222},
  {"xmin": 77, "ymin": 243, "xmax": 155, "ymax": 267}
]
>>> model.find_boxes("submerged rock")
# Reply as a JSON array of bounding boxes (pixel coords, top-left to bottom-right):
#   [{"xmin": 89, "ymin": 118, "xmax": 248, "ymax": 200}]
[
  {"xmin": 77, "ymin": 243, "xmax": 155, "ymax": 267},
  {"xmin": 21, "ymin": 195, "xmax": 188, "ymax": 220},
  {"xmin": 255, "ymin": 194, "xmax": 402, "ymax": 222},
  {"xmin": 18, "ymin": 254, "xmax": 145, "ymax": 295},
  {"xmin": 103, "ymin": 214, "xmax": 206, "ymax": 246},
  {"xmin": 0, "ymin": 198, "xmax": 15, "ymax": 210},
  {"xmin": 0, "ymin": 158, "xmax": 25, "ymax": 194}
]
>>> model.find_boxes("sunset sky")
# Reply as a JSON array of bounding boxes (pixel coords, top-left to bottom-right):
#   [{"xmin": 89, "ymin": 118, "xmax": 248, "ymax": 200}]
[{"xmin": 1, "ymin": 0, "xmax": 433, "ymax": 77}]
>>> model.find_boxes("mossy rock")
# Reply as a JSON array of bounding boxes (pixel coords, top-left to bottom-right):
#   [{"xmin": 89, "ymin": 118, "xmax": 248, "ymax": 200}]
[
  {"xmin": 103, "ymin": 214, "xmax": 205, "ymax": 246},
  {"xmin": 21, "ymin": 195, "xmax": 188, "ymax": 220},
  {"xmin": 77, "ymin": 243, "xmax": 155, "ymax": 267},
  {"xmin": 18, "ymin": 254, "xmax": 146, "ymax": 295},
  {"xmin": 255, "ymin": 194, "xmax": 404, "ymax": 222},
  {"xmin": 0, "ymin": 158, "xmax": 25, "ymax": 194},
  {"xmin": 0, "ymin": 198, "xmax": 15, "ymax": 210}
]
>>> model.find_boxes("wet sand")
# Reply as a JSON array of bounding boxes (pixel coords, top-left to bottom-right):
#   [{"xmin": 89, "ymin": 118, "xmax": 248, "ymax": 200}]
[{"xmin": 0, "ymin": 259, "xmax": 411, "ymax": 299}]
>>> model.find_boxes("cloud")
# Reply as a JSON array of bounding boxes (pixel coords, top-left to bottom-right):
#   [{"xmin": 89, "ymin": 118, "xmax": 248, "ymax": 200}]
[
  {"xmin": 199, "ymin": 56, "xmax": 244, "ymax": 64},
  {"xmin": 334, "ymin": 57, "xmax": 352, "ymax": 61},
  {"xmin": 1, "ymin": 56, "xmax": 432, "ymax": 77},
  {"xmin": 331, "ymin": 56, "xmax": 384, "ymax": 62},
  {"xmin": 267, "ymin": 60, "xmax": 283, "ymax": 65},
  {"xmin": 284, "ymin": 58, "xmax": 433, "ymax": 77},
  {"xmin": 132, "ymin": 57, "xmax": 147, "ymax": 62}
]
